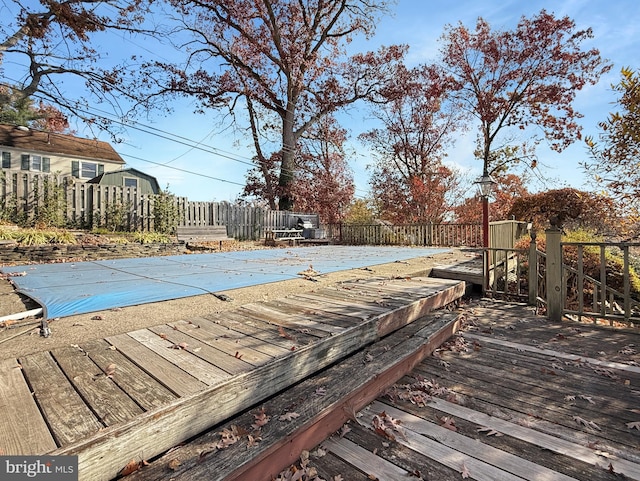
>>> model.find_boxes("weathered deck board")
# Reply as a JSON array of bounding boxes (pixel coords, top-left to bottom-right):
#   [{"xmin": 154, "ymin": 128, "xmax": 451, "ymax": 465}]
[
  {"xmin": 146, "ymin": 322, "xmax": 261, "ymax": 371},
  {"xmin": 126, "ymin": 328, "xmax": 231, "ymax": 385},
  {"xmin": 34, "ymin": 276, "xmax": 461, "ymax": 481},
  {"xmin": 82, "ymin": 339, "xmax": 177, "ymax": 411},
  {"xmin": 123, "ymin": 310, "xmax": 462, "ymax": 481},
  {"xmin": 106, "ymin": 333, "xmax": 208, "ymax": 397},
  {"xmin": 0, "ymin": 357, "xmax": 57, "ymax": 454},
  {"xmin": 303, "ymin": 301, "xmax": 640, "ymax": 481},
  {"xmin": 19, "ymin": 351, "xmax": 104, "ymax": 446}
]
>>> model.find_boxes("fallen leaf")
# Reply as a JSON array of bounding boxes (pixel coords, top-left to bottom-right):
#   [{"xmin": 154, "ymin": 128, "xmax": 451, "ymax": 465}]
[
  {"xmin": 119, "ymin": 459, "xmax": 140, "ymax": 476},
  {"xmin": 91, "ymin": 315, "xmax": 103, "ymax": 320},
  {"xmin": 235, "ymin": 351, "xmax": 243, "ymax": 359},
  {"xmin": 440, "ymin": 416, "xmax": 457, "ymax": 432},
  {"xmin": 477, "ymin": 426, "xmax": 503, "ymax": 437},
  {"xmin": 167, "ymin": 459, "xmax": 181, "ymax": 471},
  {"xmin": 279, "ymin": 411, "xmax": 300, "ymax": 422},
  {"xmin": 339, "ymin": 424, "xmax": 351, "ymax": 438},
  {"xmin": 251, "ymin": 409, "xmax": 270, "ymax": 430},
  {"xmin": 104, "ymin": 363, "xmax": 116, "ymax": 377},
  {"xmin": 573, "ymin": 415, "xmax": 601, "ymax": 431},
  {"xmin": 460, "ymin": 462, "xmax": 470, "ymax": 479},
  {"xmin": 626, "ymin": 421, "xmax": 640, "ymax": 430},
  {"xmin": 278, "ymin": 326, "xmax": 293, "ymax": 340}
]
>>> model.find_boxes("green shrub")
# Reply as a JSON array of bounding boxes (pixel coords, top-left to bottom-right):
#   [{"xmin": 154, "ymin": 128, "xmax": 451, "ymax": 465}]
[
  {"xmin": 133, "ymin": 232, "xmax": 172, "ymax": 244},
  {"xmin": 15, "ymin": 229, "xmax": 49, "ymax": 245}
]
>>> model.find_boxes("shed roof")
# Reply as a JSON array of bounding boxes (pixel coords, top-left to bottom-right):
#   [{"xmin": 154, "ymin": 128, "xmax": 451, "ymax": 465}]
[{"xmin": 0, "ymin": 124, "xmax": 124, "ymax": 163}]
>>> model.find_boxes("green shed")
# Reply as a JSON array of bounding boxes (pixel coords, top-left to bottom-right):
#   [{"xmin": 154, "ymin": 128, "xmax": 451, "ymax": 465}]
[{"xmin": 87, "ymin": 168, "xmax": 161, "ymax": 194}]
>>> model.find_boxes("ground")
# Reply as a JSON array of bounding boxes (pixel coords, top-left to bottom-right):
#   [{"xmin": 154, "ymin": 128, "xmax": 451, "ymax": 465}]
[{"xmin": 0, "ymin": 244, "xmax": 474, "ymax": 361}]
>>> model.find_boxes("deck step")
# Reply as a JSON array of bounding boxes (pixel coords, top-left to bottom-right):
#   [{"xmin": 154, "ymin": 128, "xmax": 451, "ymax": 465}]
[
  {"xmin": 124, "ymin": 310, "xmax": 463, "ymax": 480},
  {"xmin": 0, "ymin": 276, "xmax": 464, "ymax": 481}
]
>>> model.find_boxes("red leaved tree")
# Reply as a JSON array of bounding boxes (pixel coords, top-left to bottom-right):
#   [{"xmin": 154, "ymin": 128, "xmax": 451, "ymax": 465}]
[
  {"xmin": 440, "ymin": 10, "xmax": 611, "ymax": 178},
  {"xmin": 360, "ymin": 63, "xmax": 464, "ymax": 223},
  {"xmin": 145, "ymin": 0, "xmax": 405, "ymax": 210}
]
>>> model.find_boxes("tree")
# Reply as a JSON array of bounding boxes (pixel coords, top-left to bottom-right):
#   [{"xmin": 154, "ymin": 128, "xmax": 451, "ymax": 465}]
[
  {"xmin": 360, "ymin": 63, "xmax": 464, "ymax": 223},
  {"xmin": 453, "ymin": 173, "xmax": 528, "ymax": 224},
  {"xmin": 290, "ymin": 118, "xmax": 354, "ymax": 224},
  {"xmin": 0, "ymin": 87, "xmax": 70, "ymax": 132},
  {"xmin": 584, "ymin": 67, "xmax": 640, "ymax": 213},
  {"xmin": 140, "ymin": 0, "xmax": 405, "ymax": 210},
  {"xmin": 1, "ymin": 0, "xmax": 149, "ymax": 128},
  {"xmin": 507, "ymin": 187, "xmax": 618, "ymax": 233},
  {"xmin": 439, "ymin": 10, "xmax": 611, "ymax": 178}
]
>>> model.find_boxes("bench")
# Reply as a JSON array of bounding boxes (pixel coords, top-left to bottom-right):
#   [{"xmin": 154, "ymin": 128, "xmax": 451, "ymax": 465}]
[{"xmin": 176, "ymin": 226, "xmax": 234, "ymax": 249}]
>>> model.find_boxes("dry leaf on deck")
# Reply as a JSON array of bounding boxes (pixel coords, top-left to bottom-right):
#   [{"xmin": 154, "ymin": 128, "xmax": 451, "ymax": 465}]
[
  {"xmin": 440, "ymin": 416, "xmax": 457, "ymax": 432},
  {"xmin": 252, "ymin": 409, "xmax": 270, "ymax": 430},
  {"xmin": 477, "ymin": 426, "xmax": 503, "ymax": 437},
  {"xmin": 104, "ymin": 363, "xmax": 116, "ymax": 377},
  {"xmin": 626, "ymin": 421, "xmax": 640, "ymax": 430},
  {"xmin": 119, "ymin": 459, "xmax": 140, "ymax": 477},
  {"xmin": 460, "ymin": 462, "xmax": 470, "ymax": 478},
  {"xmin": 279, "ymin": 412, "xmax": 300, "ymax": 422}
]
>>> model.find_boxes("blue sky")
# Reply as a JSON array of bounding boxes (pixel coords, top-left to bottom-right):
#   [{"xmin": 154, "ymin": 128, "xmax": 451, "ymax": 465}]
[{"xmin": 68, "ymin": 1, "xmax": 640, "ymax": 202}]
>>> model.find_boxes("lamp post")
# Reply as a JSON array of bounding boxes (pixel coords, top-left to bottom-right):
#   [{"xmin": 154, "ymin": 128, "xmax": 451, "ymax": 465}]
[{"xmin": 475, "ymin": 173, "xmax": 496, "ymax": 248}]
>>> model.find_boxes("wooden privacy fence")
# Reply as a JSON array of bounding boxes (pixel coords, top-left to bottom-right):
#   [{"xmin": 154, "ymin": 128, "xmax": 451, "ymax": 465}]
[{"xmin": 0, "ymin": 170, "xmax": 317, "ymax": 240}]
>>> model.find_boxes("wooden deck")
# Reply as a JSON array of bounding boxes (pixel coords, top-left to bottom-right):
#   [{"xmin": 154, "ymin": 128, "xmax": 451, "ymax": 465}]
[
  {"xmin": 431, "ymin": 253, "xmax": 484, "ymax": 286},
  {"xmin": 0, "ymin": 276, "xmax": 465, "ymax": 481},
  {"xmin": 133, "ymin": 300, "xmax": 640, "ymax": 481}
]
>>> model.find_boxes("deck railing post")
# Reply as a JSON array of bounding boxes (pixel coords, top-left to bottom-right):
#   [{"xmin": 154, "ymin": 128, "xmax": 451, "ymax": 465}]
[
  {"xmin": 528, "ymin": 229, "xmax": 537, "ymax": 306},
  {"xmin": 546, "ymin": 227, "xmax": 563, "ymax": 321}
]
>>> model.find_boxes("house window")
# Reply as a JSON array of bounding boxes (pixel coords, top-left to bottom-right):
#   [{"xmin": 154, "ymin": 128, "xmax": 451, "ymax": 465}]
[
  {"xmin": 72, "ymin": 161, "xmax": 105, "ymax": 179},
  {"xmin": 123, "ymin": 177, "xmax": 138, "ymax": 188},
  {"xmin": 1, "ymin": 152, "xmax": 10, "ymax": 169},
  {"xmin": 18, "ymin": 154, "xmax": 50, "ymax": 172}
]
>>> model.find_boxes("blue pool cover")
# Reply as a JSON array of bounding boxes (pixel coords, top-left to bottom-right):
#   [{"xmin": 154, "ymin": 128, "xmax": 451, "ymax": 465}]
[{"xmin": 0, "ymin": 246, "xmax": 448, "ymax": 319}]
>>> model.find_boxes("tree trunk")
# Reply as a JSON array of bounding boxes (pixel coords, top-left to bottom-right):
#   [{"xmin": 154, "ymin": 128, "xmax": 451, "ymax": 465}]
[{"xmin": 278, "ymin": 105, "xmax": 297, "ymax": 211}]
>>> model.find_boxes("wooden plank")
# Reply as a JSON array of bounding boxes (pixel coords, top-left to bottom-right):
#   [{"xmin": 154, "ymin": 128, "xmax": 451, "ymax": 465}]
[
  {"xmin": 423, "ymin": 397, "xmax": 640, "ymax": 479},
  {"xmin": 365, "ymin": 401, "xmax": 579, "ymax": 481},
  {"xmin": 123, "ymin": 311, "xmax": 461, "ymax": 481},
  {"xmin": 175, "ymin": 317, "xmax": 291, "ymax": 358},
  {"xmin": 323, "ymin": 437, "xmax": 411, "ymax": 479},
  {"xmin": 51, "ymin": 346, "xmax": 144, "ymax": 426},
  {"xmin": 106, "ymin": 333, "xmax": 207, "ymax": 397},
  {"xmin": 206, "ymin": 311, "xmax": 317, "ymax": 349},
  {"xmin": 51, "ymin": 279, "xmax": 464, "ymax": 481},
  {"xmin": 260, "ymin": 298, "xmax": 357, "ymax": 329},
  {"xmin": 127, "ymin": 329, "xmax": 230, "ymax": 385},
  {"xmin": 239, "ymin": 303, "xmax": 341, "ymax": 335},
  {"xmin": 148, "ymin": 322, "xmax": 257, "ymax": 372},
  {"xmin": 0, "ymin": 357, "xmax": 57, "ymax": 455},
  {"xmin": 19, "ymin": 352, "xmax": 103, "ymax": 446},
  {"xmin": 277, "ymin": 295, "xmax": 371, "ymax": 323},
  {"xmin": 463, "ymin": 333, "xmax": 640, "ymax": 374},
  {"xmin": 82, "ymin": 339, "xmax": 177, "ymax": 411}
]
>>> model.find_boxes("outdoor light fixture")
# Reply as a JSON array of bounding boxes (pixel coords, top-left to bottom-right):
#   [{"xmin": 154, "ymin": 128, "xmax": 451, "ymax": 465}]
[
  {"xmin": 475, "ymin": 173, "xmax": 496, "ymax": 250},
  {"xmin": 475, "ymin": 173, "xmax": 496, "ymax": 198}
]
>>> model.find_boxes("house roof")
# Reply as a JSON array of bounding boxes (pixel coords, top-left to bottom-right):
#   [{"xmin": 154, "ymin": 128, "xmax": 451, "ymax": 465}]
[{"xmin": 0, "ymin": 124, "xmax": 124, "ymax": 163}]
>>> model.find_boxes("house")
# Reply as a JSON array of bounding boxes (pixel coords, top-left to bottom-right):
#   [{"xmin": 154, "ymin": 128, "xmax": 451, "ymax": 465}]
[
  {"xmin": 87, "ymin": 168, "xmax": 161, "ymax": 194},
  {"xmin": 0, "ymin": 124, "xmax": 125, "ymax": 180}
]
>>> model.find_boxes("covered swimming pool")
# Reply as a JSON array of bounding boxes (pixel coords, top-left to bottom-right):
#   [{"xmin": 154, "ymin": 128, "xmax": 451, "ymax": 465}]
[{"xmin": 1, "ymin": 246, "xmax": 448, "ymax": 319}]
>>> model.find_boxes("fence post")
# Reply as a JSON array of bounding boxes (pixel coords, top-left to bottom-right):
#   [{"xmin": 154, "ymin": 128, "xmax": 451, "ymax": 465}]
[
  {"xmin": 528, "ymin": 230, "xmax": 537, "ymax": 306},
  {"xmin": 546, "ymin": 227, "xmax": 563, "ymax": 321}
]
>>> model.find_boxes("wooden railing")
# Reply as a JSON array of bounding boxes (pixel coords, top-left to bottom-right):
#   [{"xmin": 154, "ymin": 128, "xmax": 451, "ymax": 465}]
[
  {"xmin": 325, "ymin": 223, "xmax": 484, "ymax": 247},
  {"xmin": 486, "ymin": 228, "xmax": 640, "ymax": 327}
]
